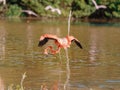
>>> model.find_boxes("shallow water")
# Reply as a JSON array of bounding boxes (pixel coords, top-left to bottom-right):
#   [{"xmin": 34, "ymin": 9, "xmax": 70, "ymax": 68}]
[{"xmin": 0, "ymin": 19, "xmax": 120, "ymax": 90}]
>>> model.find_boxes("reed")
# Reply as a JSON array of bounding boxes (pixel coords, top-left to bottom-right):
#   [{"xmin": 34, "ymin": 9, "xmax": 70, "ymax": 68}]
[
  {"xmin": 8, "ymin": 72, "xmax": 26, "ymax": 90},
  {"xmin": 67, "ymin": 10, "xmax": 71, "ymax": 36}
]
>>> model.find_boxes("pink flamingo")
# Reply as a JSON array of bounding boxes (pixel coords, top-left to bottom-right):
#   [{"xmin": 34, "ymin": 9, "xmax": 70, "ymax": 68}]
[{"xmin": 38, "ymin": 34, "xmax": 83, "ymax": 55}]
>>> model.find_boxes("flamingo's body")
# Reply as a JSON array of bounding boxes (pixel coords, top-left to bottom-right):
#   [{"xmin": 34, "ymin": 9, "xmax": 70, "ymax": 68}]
[
  {"xmin": 92, "ymin": 0, "xmax": 107, "ymax": 10},
  {"xmin": 22, "ymin": 10, "xmax": 39, "ymax": 17},
  {"xmin": 38, "ymin": 34, "xmax": 83, "ymax": 55}
]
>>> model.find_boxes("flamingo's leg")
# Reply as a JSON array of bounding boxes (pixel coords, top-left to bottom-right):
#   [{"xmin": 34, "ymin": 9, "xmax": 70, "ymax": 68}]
[
  {"xmin": 44, "ymin": 46, "xmax": 61, "ymax": 55},
  {"xmin": 50, "ymin": 46, "xmax": 61, "ymax": 54},
  {"xmin": 44, "ymin": 46, "xmax": 50, "ymax": 55}
]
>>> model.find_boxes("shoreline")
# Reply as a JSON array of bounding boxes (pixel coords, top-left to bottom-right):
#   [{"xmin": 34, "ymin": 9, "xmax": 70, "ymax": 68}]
[{"xmin": 0, "ymin": 16, "xmax": 120, "ymax": 23}]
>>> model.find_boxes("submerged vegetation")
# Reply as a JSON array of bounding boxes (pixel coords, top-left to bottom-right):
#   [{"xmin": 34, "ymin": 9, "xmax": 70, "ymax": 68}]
[{"xmin": 0, "ymin": 0, "xmax": 120, "ymax": 20}]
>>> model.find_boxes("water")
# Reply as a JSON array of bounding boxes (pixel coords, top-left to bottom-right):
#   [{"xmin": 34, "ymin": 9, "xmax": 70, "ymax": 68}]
[{"xmin": 0, "ymin": 19, "xmax": 120, "ymax": 90}]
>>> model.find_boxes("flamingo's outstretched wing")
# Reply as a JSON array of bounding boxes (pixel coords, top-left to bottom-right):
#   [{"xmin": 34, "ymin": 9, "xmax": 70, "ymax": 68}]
[
  {"xmin": 72, "ymin": 39, "xmax": 83, "ymax": 49},
  {"xmin": 22, "ymin": 10, "xmax": 39, "ymax": 17},
  {"xmin": 38, "ymin": 34, "xmax": 58, "ymax": 47}
]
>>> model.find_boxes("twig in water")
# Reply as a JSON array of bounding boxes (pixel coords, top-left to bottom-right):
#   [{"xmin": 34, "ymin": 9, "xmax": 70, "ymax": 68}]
[{"xmin": 20, "ymin": 72, "xmax": 27, "ymax": 90}]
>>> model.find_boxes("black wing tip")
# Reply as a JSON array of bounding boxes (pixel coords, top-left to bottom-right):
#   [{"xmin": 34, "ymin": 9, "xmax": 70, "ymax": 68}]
[
  {"xmin": 74, "ymin": 40, "xmax": 83, "ymax": 49},
  {"xmin": 38, "ymin": 41, "xmax": 43, "ymax": 47},
  {"xmin": 38, "ymin": 38, "xmax": 49, "ymax": 47},
  {"xmin": 80, "ymin": 45, "xmax": 83, "ymax": 49},
  {"xmin": 78, "ymin": 42, "xmax": 83, "ymax": 49},
  {"xmin": 38, "ymin": 41, "xmax": 41, "ymax": 47}
]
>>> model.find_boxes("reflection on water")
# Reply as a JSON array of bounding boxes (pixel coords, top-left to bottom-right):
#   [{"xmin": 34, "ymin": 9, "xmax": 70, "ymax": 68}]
[
  {"xmin": 0, "ymin": 76, "xmax": 4, "ymax": 90},
  {"xmin": 0, "ymin": 26, "xmax": 6, "ymax": 61},
  {"xmin": 0, "ymin": 26, "xmax": 6, "ymax": 90},
  {"xmin": 64, "ymin": 49, "xmax": 70, "ymax": 90},
  {"xmin": 26, "ymin": 25, "xmax": 34, "ymax": 58},
  {"xmin": 89, "ymin": 28, "xmax": 98, "ymax": 63},
  {"xmin": 0, "ymin": 19, "xmax": 120, "ymax": 90}
]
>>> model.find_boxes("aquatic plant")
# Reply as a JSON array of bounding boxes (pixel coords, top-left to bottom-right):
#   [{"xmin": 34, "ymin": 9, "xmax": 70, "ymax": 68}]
[{"xmin": 8, "ymin": 72, "xmax": 26, "ymax": 90}]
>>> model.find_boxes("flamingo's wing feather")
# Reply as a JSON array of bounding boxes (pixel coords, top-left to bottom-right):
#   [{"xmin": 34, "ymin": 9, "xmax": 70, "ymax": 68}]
[
  {"xmin": 38, "ymin": 34, "xmax": 58, "ymax": 47},
  {"xmin": 38, "ymin": 38, "xmax": 48, "ymax": 47},
  {"xmin": 72, "ymin": 39, "xmax": 83, "ymax": 49}
]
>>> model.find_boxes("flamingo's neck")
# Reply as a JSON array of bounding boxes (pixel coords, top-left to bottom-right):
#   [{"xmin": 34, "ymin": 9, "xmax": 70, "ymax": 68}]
[
  {"xmin": 66, "ymin": 36, "xmax": 71, "ymax": 45},
  {"xmin": 44, "ymin": 46, "xmax": 61, "ymax": 55}
]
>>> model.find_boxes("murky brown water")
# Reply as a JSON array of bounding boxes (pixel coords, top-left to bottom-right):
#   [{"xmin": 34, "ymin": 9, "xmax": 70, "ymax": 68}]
[{"xmin": 0, "ymin": 19, "xmax": 120, "ymax": 90}]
